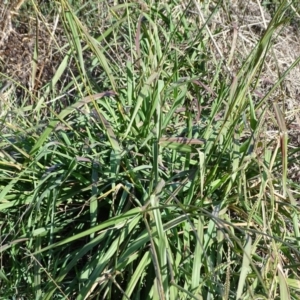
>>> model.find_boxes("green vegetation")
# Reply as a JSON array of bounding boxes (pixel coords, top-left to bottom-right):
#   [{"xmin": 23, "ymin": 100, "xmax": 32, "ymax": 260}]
[{"xmin": 1, "ymin": 0, "xmax": 300, "ymax": 299}]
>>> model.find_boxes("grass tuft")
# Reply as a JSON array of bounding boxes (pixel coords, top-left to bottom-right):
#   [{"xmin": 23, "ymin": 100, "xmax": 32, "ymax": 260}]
[{"xmin": 1, "ymin": 0, "xmax": 300, "ymax": 299}]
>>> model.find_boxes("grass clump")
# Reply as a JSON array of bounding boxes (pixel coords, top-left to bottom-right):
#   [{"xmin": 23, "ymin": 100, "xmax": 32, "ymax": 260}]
[{"xmin": 1, "ymin": 0, "xmax": 300, "ymax": 299}]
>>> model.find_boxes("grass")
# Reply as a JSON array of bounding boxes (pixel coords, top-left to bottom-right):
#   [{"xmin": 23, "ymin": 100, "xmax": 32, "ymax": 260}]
[{"xmin": 1, "ymin": 0, "xmax": 300, "ymax": 299}]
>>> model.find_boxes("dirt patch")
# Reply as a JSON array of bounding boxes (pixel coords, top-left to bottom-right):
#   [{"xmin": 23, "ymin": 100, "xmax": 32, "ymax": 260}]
[{"xmin": 0, "ymin": 0, "xmax": 65, "ymax": 93}]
